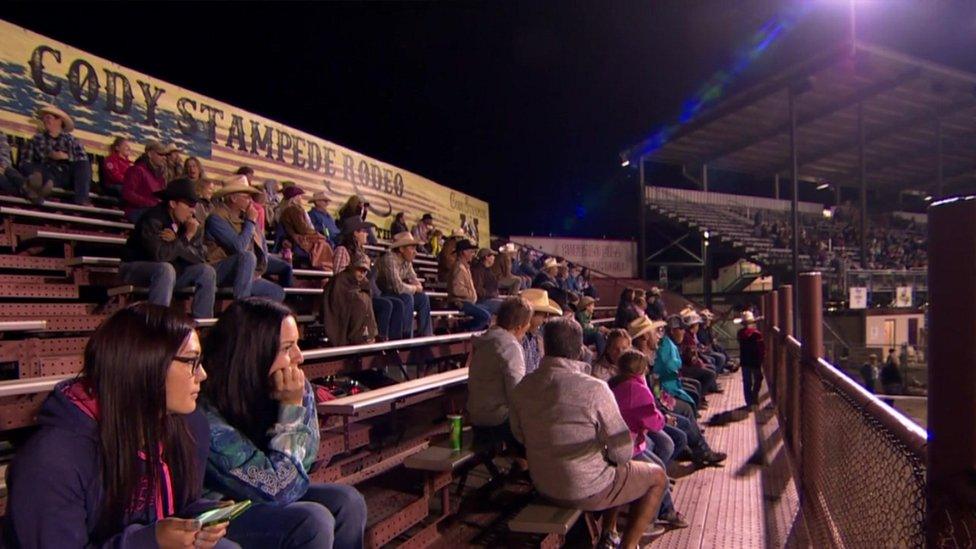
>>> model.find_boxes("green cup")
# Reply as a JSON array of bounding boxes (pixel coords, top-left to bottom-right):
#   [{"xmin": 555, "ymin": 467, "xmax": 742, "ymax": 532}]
[{"xmin": 447, "ymin": 414, "xmax": 463, "ymax": 451}]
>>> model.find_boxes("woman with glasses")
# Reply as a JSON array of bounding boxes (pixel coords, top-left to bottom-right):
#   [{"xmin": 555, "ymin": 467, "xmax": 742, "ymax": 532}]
[
  {"xmin": 200, "ymin": 298, "xmax": 366, "ymax": 548},
  {"xmin": 3, "ymin": 303, "xmax": 233, "ymax": 548}
]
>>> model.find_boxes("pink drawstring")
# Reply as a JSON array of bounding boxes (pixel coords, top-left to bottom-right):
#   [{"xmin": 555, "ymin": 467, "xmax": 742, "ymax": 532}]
[{"xmin": 138, "ymin": 446, "xmax": 175, "ymax": 519}]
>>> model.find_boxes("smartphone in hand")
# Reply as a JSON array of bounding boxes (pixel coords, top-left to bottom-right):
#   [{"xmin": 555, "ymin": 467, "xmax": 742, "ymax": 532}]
[{"xmin": 195, "ymin": 500, "xmax": 252, "ymax": 527}]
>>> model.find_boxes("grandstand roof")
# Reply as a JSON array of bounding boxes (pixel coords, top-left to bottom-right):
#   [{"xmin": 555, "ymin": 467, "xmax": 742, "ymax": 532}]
[{"xmin": 623, "ymin": 41, "xmax": 976, "ymax": 195}]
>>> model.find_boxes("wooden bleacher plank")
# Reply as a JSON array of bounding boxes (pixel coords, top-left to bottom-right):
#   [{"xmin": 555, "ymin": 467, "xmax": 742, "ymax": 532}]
[
  {"xmin": 0, "ymin": 206, "xmax": 133, "ymax": 230},
  {"xmin": 318, "ymin": 367, "xmax": 468, "ymax": 415},
  {"xmin": 0, "ymin": 195, "xmax": 124, "ymax": 217}
]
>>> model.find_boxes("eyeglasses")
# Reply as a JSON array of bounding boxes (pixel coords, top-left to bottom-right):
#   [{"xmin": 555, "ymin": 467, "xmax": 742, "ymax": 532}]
[{"xmin": 173, "ymin": 354, "xmax": 204, "ymax": 377}]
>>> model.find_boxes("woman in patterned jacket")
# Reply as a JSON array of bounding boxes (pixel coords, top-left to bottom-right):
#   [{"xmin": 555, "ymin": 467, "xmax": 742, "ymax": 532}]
[{"xmin": 200, "ymin": 298, "xmax": 367, "ymax": 548}]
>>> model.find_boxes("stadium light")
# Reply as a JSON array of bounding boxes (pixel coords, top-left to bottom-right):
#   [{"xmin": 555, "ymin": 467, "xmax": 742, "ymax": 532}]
[
  {"xmin": 816, "ymin": 182, "xmax": 830, "ymax": 191},
  {"xmin": 822, "ymin": 207, "xmax": 834, "ymax": 219},
  {"xmin": 923, "ymin": 195, "xmax": 933, "ymax": 202},
  {"xmin": 621, "ymin": 159, "xmax": 631, "ymax": 167},
  {"xmin": 703, "ymin": 230, "xmax": 710, "ymax": 239}
]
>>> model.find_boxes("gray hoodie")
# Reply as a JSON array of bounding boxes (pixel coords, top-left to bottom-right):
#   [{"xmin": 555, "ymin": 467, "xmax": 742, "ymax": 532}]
[{"xmin": 466, "ymin": 326, "xmax": 526, "ymax": 427}]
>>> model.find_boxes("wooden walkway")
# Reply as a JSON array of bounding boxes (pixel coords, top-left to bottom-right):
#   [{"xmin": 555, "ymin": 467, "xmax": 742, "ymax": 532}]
[{"xmin": 654, "ymin": 375, "xmax": 811, "ymax": 549}]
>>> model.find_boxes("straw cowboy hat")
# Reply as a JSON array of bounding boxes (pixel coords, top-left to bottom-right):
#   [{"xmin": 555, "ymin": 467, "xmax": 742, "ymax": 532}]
[
  {"xmin": 520, "ymin": 288, "xmax": 562, "ymax": 316},
  {"xmin": 682, "ymin": 311, "xmax": 703, "ymax": 326},
  {"xmin": 35, "ymin": 104, "xmax": 74, "ymax": 132},
  {"xmin": 390, "ymin": 232, "xmax": 420, "ymax": 249},
  {"xmin": 542, "ymin": 257, "xmax": 562, "ymax": 271},
  {"xmin": 162, "ymin": 143, "xmax": 181, "ymax": 154},
  {"xmin": 739, "ymin": 311, "xmax": 757, "ymax": 325},
  {"xmin": 214, "ymin": 175, "xmax": 261, "ymax": 198},
  {"xmin": 628, "ymin": 316, "xmax": 666, "ymax": 341},
  {"xmin": 310, "ymin": 191, "xmax": 331, "ymax": 203}
]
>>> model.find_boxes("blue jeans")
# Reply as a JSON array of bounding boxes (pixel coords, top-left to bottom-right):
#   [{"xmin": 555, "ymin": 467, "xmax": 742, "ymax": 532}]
[
  {"xmin": 22, "ymin": 160, "xmax": 90, "ymax": 204},
  {"xmin": 215, "ymin": 252, "xmax": 284, "ymax": 301},
  {"xmin": 372, "ymin": 296, "xmax": 404, "ymax": 340},
  {"xmin": 226, "ymin": 483, "xmax": 366, "ymax": 549},
  {"xmin": 707, "ymin": 351, "xmax": 727, "ymax": 373},
  {"xmin": 584, "ymin": 330, "xmax": 607, "ymax": 357},
  {"xmin": 459, "ymin": 301, "xmax": 491, "ymax": 331},
  {"xmin": 119, "ymin": 261, "xmax": 216, "ymax": 318},
  {"xmin": 265, "ymin": 255, "xmax": 294, "ymax": 288},
  {"xmin": 742, "ymin": 365, "xmax": 764, "ymax": 406},
  {"xmin": 0, "ymin": 167, "xmax": 29, "ymax": 197},
  {"xmin": 389, "ymin": 292, "xmax": 432, "ymax": 338},
  {"xmin": 477, "ymin": 297, "xmax": 503, "ymax": 315},
  {"xmin": 647, "ymin": 429, "xmax": 675, "ymax": 465},
  {"xmin": 662, "ymin": 423, "xmax": 688, "ymax": 459},
  {"xmin": 636, "ymin": 437, "xmax": 675, "ymax": 517}
]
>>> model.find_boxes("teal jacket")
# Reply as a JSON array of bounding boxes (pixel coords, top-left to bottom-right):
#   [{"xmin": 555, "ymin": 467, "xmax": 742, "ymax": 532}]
[
  {"xmin": 653, "ymin": 336, "xmax": 695, "ymax": 407},
  {"xmin": 202, "ymin": 381, "xmax": 320, "ymax": 505}
]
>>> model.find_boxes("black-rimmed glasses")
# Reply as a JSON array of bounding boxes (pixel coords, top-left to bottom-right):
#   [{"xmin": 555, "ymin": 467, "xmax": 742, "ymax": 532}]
[{"xmin": 173, "ymin": 355, "xmax": 204, "ymax": 377}]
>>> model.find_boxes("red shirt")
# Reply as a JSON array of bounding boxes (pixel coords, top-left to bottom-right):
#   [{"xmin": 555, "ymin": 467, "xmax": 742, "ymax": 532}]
[{"xmin": 101, "ymin": 152, "xmax": 132, "ymax": 188}]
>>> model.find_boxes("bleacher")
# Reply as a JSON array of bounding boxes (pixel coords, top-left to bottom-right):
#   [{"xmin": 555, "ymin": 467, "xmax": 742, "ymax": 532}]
[{"xmin": 0, "ymin": 178, "xmax": 631, "ymax": 546}]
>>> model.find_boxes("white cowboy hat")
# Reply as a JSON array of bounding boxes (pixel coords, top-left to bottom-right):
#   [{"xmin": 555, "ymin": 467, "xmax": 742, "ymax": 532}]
[
  {"xmin": 627, "ymin": 316, "xmax": 666, "ymax": 341},
  {"xmin": 36, "ymin": 104, "xmax": 74, "ymax": 132},
  {"xmin": 542, "ymin": 257, "xmax": 560, "ymax": 270},
  {"xmin": 738, "ymin": 311, "xmax": 757, "ymax": 325},
  {"xmin": 390, "ymin": 231, "xmax": 420, "ymax": 249},
  {"xmin": 682, "ymin": 311, "xmax": 703, "ymax": 326},
  {"xmin": 214, "ymin": 175, "xmax": 261, "ymax": 198},
  {"xmin": 520, "ymin": 288, "xmax": 562, "ymax": 316}
]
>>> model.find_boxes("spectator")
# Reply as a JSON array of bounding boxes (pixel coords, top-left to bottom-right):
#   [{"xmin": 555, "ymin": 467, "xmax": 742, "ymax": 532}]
[
  {"xmin": 337, "ymin": 194, "xmax": 366, "ymax": 228},
  {"xmin": 646, "ymin": 287, "xmax": 667, "ymax": 321},
  {"xmin": 278, "ymin": 186, "xmax": 333, "ymax": 270},
  {"xmin": 235, "ymin": 165, "xmax": 255, "ymax": 183},
  {"xmin": 467, "ymin": 296, "xmax": 532, "ymax": 453},
  {"xmin": 200, "ymin": 299, "xmax": 367, "ymax": 547},
  {"xmin": 262, "ymin": 179, "xmax": 281, "ymax": 218},
  {"xmin": 99, "ymin": 136, "xmax": 131, "ymax": 199},
  {"xmin": 576, "ymin": 296, "xmax": 609, "ymax": 356},
  {"xmin": 519, "ymin": 288, "xmax": 562, "ymax": 374},
  {"xmin": 860, "ymin": 353, "xmax": 880, "ymax": 394},
  {"xmin": 322, "ymin": 253, "xmax": 377, "ymax": 346},
  {"xmin": 183, "ymin": 156, "xmax": 206, "ymax": 182},
  {"xmin": 654, "ymin": 315, "xmax": 699, "ymax": 411},
  {"xmin": 120, "ymin": 179, "xmax": 216, "ymax": 319},
  {"xmin": 448, "ymin": 239, "xmax": 492, "ymax": 331},
  {"xmin": 427, "ymin": 228, "xmax": 444, "ymax": 256},
  {"xmin": 20, "ymin": 104, "xmax": 91, "ymax": 205},
  {"xmin": 194, "ymin": 178, "xmax": 218, "ymax": 223},
  {"xmin": 163, "ymin": 144, "xmax": 183, "ymax": 182},
  {"xmin": 411, "ymin": 213, "xmax": 435, "ymax": 252},
  {"xmin": 736, "ymin": 311, "xmax": 765, "ymax": 410},
  {"xmin": 510, "ymin": 317, "xmax": 668, "ymax": 549},
  {"xmin": 531, "ymin": 257, "xmax": 560, "ymax": 292},
  {"xmin": 494, "ymin": 243, "xmax": 525, "ymax": 294},
  {"xmin": 882, "ymin": 349, "xmax": 904, "ymax": 395},
  {"xmin": 471, "ymin": 248, "xmax": 504, "ymax": 314},
  {"xmin": 0, "ymin": 129, "xmax": 49, "ymax": 204},
  {"xmin": 591, "ymin": 328, "xmax": 631, "ymax": 382},
  {"xmin": 608, "ymin": 350, "xmax": 689, "ymax": 530},
  {"xmin": 333, "ymin": 217, "xmax": 404, "ymax": 341},
  {"xmin": 205, "ymin": 179, "xmax": 291, "ymax": 302},
  {"xmin": 699, "ymin": 310, "xmax": 735, "ymax": 372},
  {"xmin": 679, "ymin": 312, "xmax": 721, "ymax": 394},
  {"xmin": 614, "ymin": 288, "xmax": 641, "ymax": 329},
  {"xmin": 437, "ymin": 234, "xmax": 461, "ymax": 281},
  {"xmin": 309, "ymin": 191, "xmax": 341, "ymax": 246},
  {"xmin": 389, "ymin": 211, "xmax": 409, "ymax": 236},
  {"xmin": 3, "ymin": 304, "xmax": 232, "ymax": 548},
  {"xmin": 251, "ymin": 180, "xmax": 270, "ymax": 235},
  {"xmin": 375, "ymin": 232, "xmax": 433, "ymax": 338},
  {"xmin": 122, "ymin": 140, "xmax": 168, "ymax": 222}
]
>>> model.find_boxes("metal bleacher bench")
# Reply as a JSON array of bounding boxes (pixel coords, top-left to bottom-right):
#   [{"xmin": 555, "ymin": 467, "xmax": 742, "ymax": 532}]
[
  {"xmin": 304, "ymin": 331, "xmax": 481, "ymax": 362},
  {"xmin": 509, "ymin": 503, "xmax": 583, "ymax": 537},
  {"xmin": 318, "ymin": 366, "xmax": 469, "ymax": 415},
  {"xmin": 108, "ymin": 285, "xmax": 324, "ymax": 298},
  {"xmin": 591, "ymin": 317, "xmax": 614, "ymax": 326},
  {"xmin": 0, "ymin": 195, "xmax": 124, "ymax": 217},
  {"xmin": 23, "ymin": 230, "xmax": 126, "ymax": 245},
  {"xmin": 293, "ymin": 268, "xmax": 334, "ymax": 278},
  {"xmin": 0, "ymin": 320, "xmax": 47, "ymax": 332},
  {"xmin": 0, "ymin": 206, "xmax": 133, "ymax": 230}
]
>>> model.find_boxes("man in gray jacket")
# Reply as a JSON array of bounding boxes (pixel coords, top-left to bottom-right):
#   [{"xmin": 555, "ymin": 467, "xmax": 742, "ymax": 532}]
[
  {"xmin": 510, "ymin": 317, "xmax": 667, "ymax": 549},
  {"xmin": 467, "ymin": 297, "xmax": 533, "ymax": 450}
]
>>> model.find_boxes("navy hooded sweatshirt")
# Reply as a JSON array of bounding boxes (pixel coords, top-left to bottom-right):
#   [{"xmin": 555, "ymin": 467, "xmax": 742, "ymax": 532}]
[{"xmin": 3, "ymin": 379, "xmax": 218, "ymax": 548}]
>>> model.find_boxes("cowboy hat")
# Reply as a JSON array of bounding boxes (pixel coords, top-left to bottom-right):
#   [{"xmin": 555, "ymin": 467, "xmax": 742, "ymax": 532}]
[
  {"xmin": 476, "ymin": 248, "xmax": 497, "ymax": 259},
  {"xmin": 665, "ymin": 314, "xmax": 687, "ymax": 331},
  {"xmin": 214, "ymin": 175, "xmax": 261, "ymax": 198},
  {"xmin": 542, "ymin": 257, "xmax": 560, "ymax": 270},
  {"xmin": 144, "ymin": 140, "xmax": 167, "ymax": 154},
  {"xmin": 498, "ymin": 242, "xmax": 517, "ymax": 254},
  {"xmin": 682, "ymin": 311, "xmax": 703, "ymax": 326},
  {"xmin": 520, "ymin": 288, "xmax": 562, "ymax": 316},
  {"xmin": 454, "ymin": 239, "xmax": 477, "ymax": 254},
  {"xmin": 390, "ymin": 232, "xmax": 420, "ymax": 249},
  {"xmin": 700, "ymin": 309, "xmax": 715, "ymax": 320},
  {"xmin": 739, "ymin": 311, "xmax": 757, "ymax": 324},
  {"xmin": 341, "ymin": 217, "xmax": 374, "ymax": 235},
  {"xmin": 282, "ymin": 186, "xmax": 305, "ymax": 200},
  {"xmin": 579, "ymin": 296, "xmax": 596, "ymax": 310},
  {"xmin": 310, "ymin": 191, "xmax": 331, "ymax": 203},
  {"xmin": 35, "ymin": 104, "xmax": 74, "ymax": 132},
  {"xmin": 628, "ymin": 316, "xmax": 665, "ymax": 341},
  {"xmin": 153, "ymin": 178, "xmax": 198, "ymax": 205},
  {"xmin": 162, "ymin": 143, "xmax": 181, "ymax": 154},
  {"xmin": 350, "ymin": 253, "xmax": 372, "ymax": 272}
]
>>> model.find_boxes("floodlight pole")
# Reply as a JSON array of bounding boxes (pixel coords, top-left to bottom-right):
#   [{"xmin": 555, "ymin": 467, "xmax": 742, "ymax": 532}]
[
  {"xmin": 859, "ymin": 102, "xmax": 868, "ymax": 270},
  {"xmin": 790, "ymin": 87, "xmax": 800, "ymax": 327},
  {"xmin": 639, "ymin": 155, "xmax": 647, "ymax": 280},
  {"xmin": 936, "ymin": 117, "xmax": 944, "ymax": 200},
  {"xmin": 774, "ymin": 174, "xmax": 780, "ymax": 200}
]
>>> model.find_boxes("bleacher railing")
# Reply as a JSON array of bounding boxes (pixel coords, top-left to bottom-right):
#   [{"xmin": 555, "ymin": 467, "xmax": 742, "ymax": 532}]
[{"xmin": 760, "ymin": 274, "xmax": 929, "ymax": 547}]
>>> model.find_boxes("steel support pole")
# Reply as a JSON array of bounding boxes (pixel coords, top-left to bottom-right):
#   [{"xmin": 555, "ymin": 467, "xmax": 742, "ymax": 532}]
[
  {"xmin": 768, "ymin": 290, "xmax": 780, "ymax": 404},
  {"xmin": 936, "ymin": 117, "xmax": 944, "ymax": 200},
  {"xmin": 798, "ymin": 272, "xmax": 823, "ymax": 496},
  {"xmin": 859, "ymin": 102, "xmax": 868, "ymax": 270},
  {"xmin": 639, "ymin": 156, "xmax": 646, "ymax": 280},
  {"xmin": 790, "ymin": 89, "xmax": 800, "ymax": 328},
  {"xmin": 774, "ymin": 174, "xmax": 780, "ymax": 200},
  {"xmin": 927, "ymin": 196, "xmax": 976, "ymax": 544},
  {"xmin": 702, "ymin": 236, "xmax": 711, "ymax": 308},
  {"xmin": 701, "ymin": 164, "xmax": 709, "ymax": 192}
]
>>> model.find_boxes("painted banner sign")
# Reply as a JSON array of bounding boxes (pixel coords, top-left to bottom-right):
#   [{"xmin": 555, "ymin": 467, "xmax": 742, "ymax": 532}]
[
  {"xmin": 511, "ymin": 236, "xmax": 637, "ymax": 278},
  {"xmin": 0, "ymin": 19, "xmax": 490, "ymax": 243},
  {"xmin": 849, "ymin": 286, "xmax": 867, "ymax": 310}
]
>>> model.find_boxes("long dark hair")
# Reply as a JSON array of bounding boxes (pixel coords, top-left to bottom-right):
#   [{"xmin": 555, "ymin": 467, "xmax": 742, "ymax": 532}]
[
  {"xmin": 84, "ymin": 303, "xmax": 197, "ymax": 540},
  {"xmin": 339, "ymin": 229, "xmax": 365, "ymax": 255},
  {"xmin": 202, "ymin": 298, "xmax": 295, "ymax": 449}
]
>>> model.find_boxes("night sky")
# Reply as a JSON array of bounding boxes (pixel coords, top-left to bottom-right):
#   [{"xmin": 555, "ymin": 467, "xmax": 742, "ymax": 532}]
[{"xmin": 3, "ymin": 1, "xmax": 975, "ymax": 239}]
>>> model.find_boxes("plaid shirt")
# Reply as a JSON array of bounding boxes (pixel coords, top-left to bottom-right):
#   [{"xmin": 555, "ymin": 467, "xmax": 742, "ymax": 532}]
[
  {"xmin": 21, "ymin": 131, "xmax": 87, "ymax": 167},
  {"xmin": 0, "ymin": 132, "xmax": 11, "ymax": 171}
]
